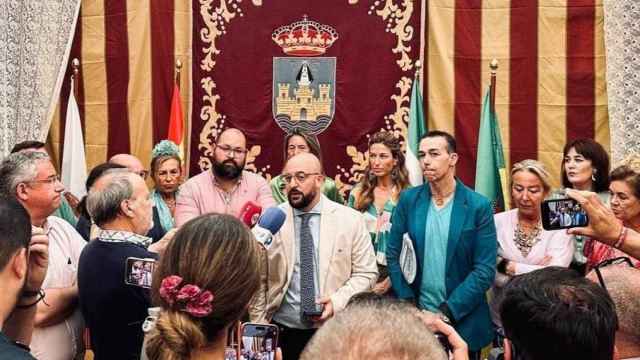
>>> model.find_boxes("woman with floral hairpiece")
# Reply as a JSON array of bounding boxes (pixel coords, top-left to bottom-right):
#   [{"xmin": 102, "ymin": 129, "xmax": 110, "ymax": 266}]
[
  {"xmin": 348, "ymin": 131, "xmax": 410, "ymax": 295},
  {"xmin": 144, "ymin": 213, "xmax": 279, "ymax": 360},
  {"xmin": 151, "ymin": 140, "xmax": 183, "ymax": 232}
]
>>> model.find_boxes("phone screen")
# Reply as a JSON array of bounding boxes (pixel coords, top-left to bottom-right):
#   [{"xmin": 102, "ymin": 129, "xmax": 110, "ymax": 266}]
[
  {"xmin": 124, "ymin": 257, "xmax": 156, "ymax": 288},
  {"xmin": 240, "ymin": 323, "xmax": 278, "ymax": 360},
  {"xmin": 541, "ymin": 198, "xmax": 588, "ymax": 231}
]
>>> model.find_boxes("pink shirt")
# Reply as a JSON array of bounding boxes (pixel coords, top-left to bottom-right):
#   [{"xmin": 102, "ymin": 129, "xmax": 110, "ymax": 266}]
[{"xmin": 175, "ymin": 170, "xmax": 276, "ymax": 226}]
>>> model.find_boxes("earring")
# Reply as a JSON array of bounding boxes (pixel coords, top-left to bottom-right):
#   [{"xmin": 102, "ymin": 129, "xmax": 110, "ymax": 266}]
[
  {"xmin": 591, "ymin": 170, "xmax": 597, "ymax": 182},
  {"xmin": 391, "ymin": 168, "xmax": 399, "ymax": 181}
]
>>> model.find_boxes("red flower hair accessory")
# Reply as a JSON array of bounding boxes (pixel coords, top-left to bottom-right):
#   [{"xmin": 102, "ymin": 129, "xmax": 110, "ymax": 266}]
[{"xmin": 159, "ymin": 275, "xmax": 214, "ymax": 317}]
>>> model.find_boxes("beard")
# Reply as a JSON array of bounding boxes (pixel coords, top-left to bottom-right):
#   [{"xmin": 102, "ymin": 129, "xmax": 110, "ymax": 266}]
[
  {"xmin": 212, "ymin": 158, "xmax": 243, "ymax": 180},
  {"xmin": 288, "ymin": 188, "xmax": 316, "ymax": 209}
]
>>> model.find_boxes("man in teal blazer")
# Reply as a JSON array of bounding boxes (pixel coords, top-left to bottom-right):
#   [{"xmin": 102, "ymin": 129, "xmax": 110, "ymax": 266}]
[{"xmin": 386, "ymin": 131, "xmax": 497, "ymax": 356}]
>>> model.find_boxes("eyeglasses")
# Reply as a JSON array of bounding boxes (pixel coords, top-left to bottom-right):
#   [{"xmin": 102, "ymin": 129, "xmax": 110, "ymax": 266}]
[
  {"xmin": 282, "ymin": 171, "xmax": 321, "ymax": 184},
  {"xmin": 27, "ymin": 175, "xmax": 61, "ymax": 186},
  {"xmin": 593, "ymin": 256, "xmax": 635, "ymax": 292},
  {"xmin": 216, "ymin": 144, "xmax": 248, "ymax": 158}
]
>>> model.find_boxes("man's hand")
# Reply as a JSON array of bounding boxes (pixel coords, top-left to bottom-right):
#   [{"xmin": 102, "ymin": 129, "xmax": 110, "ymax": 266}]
[
  {"xmin": 27, "ymin": 227, "xmax": 49, "ymax": 292},
  {"xmin": 148, "ymin": 228, "xmax": 178, "ymax": 256},
  {"xmin": 566, "ymin": 189, "xmax": 621, "ymax": 245},
  {"xmin": 416, "ymin": 310, "xmax": 469, "ymax": 360},
  {"xmin": 314, "ymin": 297, "xmax": 334, "ymax": 323},
  {"xmin": 372, "ymin": 277, "xmax": 392, "ymax": 295},
  {"xmin": 536, "ymin": 255, "xmax": 552, "ymax": 266}
]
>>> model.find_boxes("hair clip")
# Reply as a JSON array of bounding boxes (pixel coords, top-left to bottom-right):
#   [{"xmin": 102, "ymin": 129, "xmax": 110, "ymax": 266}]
[{"xmin": 159, "ymin": 275, "xmax": 214, "ymax": 317}]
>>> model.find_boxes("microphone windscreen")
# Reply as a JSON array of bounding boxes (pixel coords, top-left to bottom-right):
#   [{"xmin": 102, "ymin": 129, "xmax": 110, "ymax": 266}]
[
  {"xmin": 239, "ymin": 201, "xmax": 262, "ymax": 227},
  {"xmin": 257, "ymin": 207, "xmax": 286, "ymax": 235}
]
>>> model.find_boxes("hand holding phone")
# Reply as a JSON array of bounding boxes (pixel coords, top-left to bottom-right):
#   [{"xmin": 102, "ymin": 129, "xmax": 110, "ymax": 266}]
[{"xmin": 541, "ymin": 198, "xmax": 589, "ymax": 231}]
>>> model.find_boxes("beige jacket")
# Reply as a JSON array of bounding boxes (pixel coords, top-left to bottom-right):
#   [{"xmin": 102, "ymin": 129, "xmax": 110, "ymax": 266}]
[{"xmin": 249, "ymin": 196, "xmax": 378, "ymax": 323}]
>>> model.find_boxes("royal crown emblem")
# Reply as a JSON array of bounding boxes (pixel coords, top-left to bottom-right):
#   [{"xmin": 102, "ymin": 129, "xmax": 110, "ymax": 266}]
[{"xmin": 272, "ymin": 15, "xmax": 339, "ymax": 57}]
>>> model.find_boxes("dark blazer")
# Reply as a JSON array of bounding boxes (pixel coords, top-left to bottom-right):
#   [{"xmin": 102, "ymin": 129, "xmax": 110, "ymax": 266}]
[{"xmin": 386, "ymin": 179, "xmax": 497, "ymax": 351}]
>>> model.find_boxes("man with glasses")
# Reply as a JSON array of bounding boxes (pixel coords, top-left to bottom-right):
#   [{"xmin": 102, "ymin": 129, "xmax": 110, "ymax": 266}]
[
  {"xmin": 587, "ymin": 258, "xmax": 640, "ymax": 360},
  {"xmin": 249, "ymin": 152, "xmax": 377, "ymax": 360},
  {"xmin": 11, "ymin": 140, "xmax": 79, "ymax": 227},
  {"xmin": 0, "ymin": 151, "xmax": 86, "ymax": 360},
  {"xmin": 175, "ymin": 128, "xmax": 275, "ymax": 226}
]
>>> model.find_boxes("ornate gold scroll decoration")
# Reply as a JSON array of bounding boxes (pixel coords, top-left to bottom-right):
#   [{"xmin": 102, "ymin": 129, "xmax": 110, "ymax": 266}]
[
  {"xmin": 197, "ymin": 0, "xmax": 266, "ymax": 174},
  {"xmin": 335, "ymin": 0, "xmax": 417, "ymax": 198}
]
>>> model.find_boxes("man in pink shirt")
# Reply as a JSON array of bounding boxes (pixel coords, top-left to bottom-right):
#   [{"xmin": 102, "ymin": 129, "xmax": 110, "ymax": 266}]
[{"xmin": 175, "ymin": 128, "xmax": 276, "ymax": 226}]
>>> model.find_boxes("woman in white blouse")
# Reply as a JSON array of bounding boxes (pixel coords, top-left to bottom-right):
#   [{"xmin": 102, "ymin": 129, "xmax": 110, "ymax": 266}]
[{"xmin": 490, "ymin": 159, "xmax": 574, "ymax": 329}]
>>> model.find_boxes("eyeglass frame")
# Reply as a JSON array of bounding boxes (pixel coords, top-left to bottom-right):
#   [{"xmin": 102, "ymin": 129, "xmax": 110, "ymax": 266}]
[
  {"xmin": 281, "ymin": 171, "xmax": 322, "ymax": 185},
  {"xmin": 215, "ymin": 144, "xmax": 248, "ymax": 158},
  {"xmin": 25, "ymin": 174, "xmax": 62, "ymax": 186},
  {"xmin": 593, "ymin": 256, "xmax": 635, "ymax": 292}
]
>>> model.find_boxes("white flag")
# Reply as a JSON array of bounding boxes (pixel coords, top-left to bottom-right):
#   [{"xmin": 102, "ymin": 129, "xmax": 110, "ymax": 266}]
[{"xmin": 61, "ymin": 78, "xmax": 87, "ymax": 197}]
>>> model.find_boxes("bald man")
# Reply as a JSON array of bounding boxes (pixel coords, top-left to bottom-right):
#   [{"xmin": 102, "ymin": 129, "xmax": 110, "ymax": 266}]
[
  {"xmin": 587, "ymin": 265, "xmax": 640, "ymax": 360},
  {"xmin": 249, "ymin": 153, "xmax": 377, "ymax": 360},
  {"xmin": 175, "ymin": 128, "xmax": 275, "ymax": 226}
]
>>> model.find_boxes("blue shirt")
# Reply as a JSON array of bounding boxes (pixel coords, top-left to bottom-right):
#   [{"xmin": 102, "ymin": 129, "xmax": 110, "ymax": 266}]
[
  {"xmin": 419, "ymin": 197, "xmax": 453, "ymax": 311},
  {"xmin": 272, "ymin": 197, "xmax": 323, "ymax": 329}
]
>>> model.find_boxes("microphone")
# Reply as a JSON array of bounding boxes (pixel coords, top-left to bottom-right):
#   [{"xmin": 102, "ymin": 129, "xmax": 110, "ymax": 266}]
[
  {"xmin": 252, "ymin": 207, "xmax": 286, "ymax": 248},
  {"xmin": 239, "ymin": 201, "xmax": 262, "ymax": 228}
]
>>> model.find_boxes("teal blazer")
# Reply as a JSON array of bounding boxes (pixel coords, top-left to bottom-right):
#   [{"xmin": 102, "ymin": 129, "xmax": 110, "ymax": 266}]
[{"xmin": 386, "ymin": 179, "xmax": 497, "ymax": 351}]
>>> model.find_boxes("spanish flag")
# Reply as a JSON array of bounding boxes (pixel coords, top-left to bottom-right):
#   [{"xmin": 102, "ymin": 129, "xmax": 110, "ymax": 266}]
[{"xmin": 167, "ymin": 82, "xmax": 184, "ymax": 157}]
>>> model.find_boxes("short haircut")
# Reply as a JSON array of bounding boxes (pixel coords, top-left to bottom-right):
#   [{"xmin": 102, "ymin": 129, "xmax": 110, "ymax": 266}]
[
  {"xmin": 86, "ymin": 169, "xmax": 134, "ymax": 227},
  {"xmin": 421, "ymin": 130, "xmax": 456, "ymax": 153},
  {"xmin": 0, "ymin": 151, "xmax": 50, "ymax": 197},
  {"xmin": 610, "ymin": 154, "xmax": 640, "ymax": 198},
  {"xmin": 561, "ymin": 138, "xmax": 610, "ymax": 193},
  {"xmin": 500, "ymin": 267, "xmax": 617, "ymax": 360},
  {"xmin": 77, "ymin": 163, "xmax": 127, "ymax": 219},
  {"xmin": 301, "ymin": 299, "xmax": 447, "ymax": 360},
  {"xmin": 0, "ymin": 196, "xmax": 31, "ymax": 270},
  {"xmin": 10, "ymin": 140, "xmax": 46, "ymax": 154},
  {"xmin": 588, "ymin": 265, "xmax": 640, "ymax": 344}
]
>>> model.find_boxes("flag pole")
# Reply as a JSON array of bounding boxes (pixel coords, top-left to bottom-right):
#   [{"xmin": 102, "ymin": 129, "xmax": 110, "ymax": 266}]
[
  {"xmin": 490, "ymin": 59, "xmax": 498, "ymax": 115},
  {"xmin": 72, "ymin": 58, "xmax": 80, "ymax": 98},
  {"xmin": 175, "ymin": 59, "xmax": 182, "ymax": 87}
]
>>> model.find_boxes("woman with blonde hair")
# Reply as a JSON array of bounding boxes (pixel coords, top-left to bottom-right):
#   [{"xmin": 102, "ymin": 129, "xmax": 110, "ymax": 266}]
[
  {"xmin": 144, "ymin": 214, "xmax": 262, "ymax": 359},
  {"xmin": 348, "ymin": 131, "xmax": 410, "ymax": 295},
  {"xmin": 490, "ymin": 159, "xmax": 573, "ymax": 329},
  {"xmin": 150, "ymin": 140, "xmax": 183, "ymax": 232}
]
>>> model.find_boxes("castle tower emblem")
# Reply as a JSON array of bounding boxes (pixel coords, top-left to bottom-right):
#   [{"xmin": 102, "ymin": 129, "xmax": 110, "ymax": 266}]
[{"xmin": 272, "ymin": 16, "xmax": 337, "ymax": 135}]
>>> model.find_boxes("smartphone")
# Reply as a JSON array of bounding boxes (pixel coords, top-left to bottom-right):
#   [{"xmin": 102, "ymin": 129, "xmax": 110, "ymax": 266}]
[
  {"xmin": 239, "ymin": 323, "xmax": 278, "ymax": 360},
  {"xmin": 302, "ymin": 303, "xmax": 324, "ymax": 319},
  {"xmin": 541, "ymin": 198, "xmax": 589, "ymax": 231},
  {"xmin": 224, "ymin": 322, "xmax": 241, "ymax": 360},
  {"xmin": 124, "ymin": 257, "xmax": 156, "ymax": 288}
]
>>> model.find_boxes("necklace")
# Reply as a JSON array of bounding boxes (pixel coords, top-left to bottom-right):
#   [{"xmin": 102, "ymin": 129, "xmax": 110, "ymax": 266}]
[{"xmin": 514, "ymin": 220, "xmax": 542, "ymax": 257}]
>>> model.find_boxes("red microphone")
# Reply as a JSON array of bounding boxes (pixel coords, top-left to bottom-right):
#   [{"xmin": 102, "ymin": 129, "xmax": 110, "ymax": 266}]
[{"xmin": 239, "ymin": 201, "xmax": 262, "ymax": 228}]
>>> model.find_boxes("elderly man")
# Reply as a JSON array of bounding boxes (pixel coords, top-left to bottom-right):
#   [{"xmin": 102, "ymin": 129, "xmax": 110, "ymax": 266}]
[
  {"xmin": 0, "ymin": 197, "xmax": 49, "ymax": 359},
  {"xmin": 250, "ymin": 152, "xmax": 377, "ymax": 360},
  {"xmin": 587, "ymin": 264, "xmax": 640, "ymax": 360},
  {"xmin": 0, "ymin": 152, "xmax": 86, "ymax": 360},
  {"xmin": 175, "ymin": 128, "xmax": 275, "ymax": 226},
  {"xmin": 108, "ymin": 153, "xmax": 166, "ymax": 242},
  {"xmin": 77, "ymin": 168, "xmax": 163, "ymax": 360},
  {"xmin": 386, "ymin": 130, "xmax": 497, "ymax": 358}
]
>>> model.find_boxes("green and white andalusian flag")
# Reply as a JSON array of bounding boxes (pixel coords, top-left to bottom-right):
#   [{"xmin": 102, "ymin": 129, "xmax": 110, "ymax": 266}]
[{"xmin": 406, "ymin": 75, "xmax": 427, "ymax": 186}]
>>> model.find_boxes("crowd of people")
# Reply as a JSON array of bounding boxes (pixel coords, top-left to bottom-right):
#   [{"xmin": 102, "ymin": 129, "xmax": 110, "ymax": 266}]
[{"xmin": 0, "ymin": 128, "xmax": 639, "ymax": 360}]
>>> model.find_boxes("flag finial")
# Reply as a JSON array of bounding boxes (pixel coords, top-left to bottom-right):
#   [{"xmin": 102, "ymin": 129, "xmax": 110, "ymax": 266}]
[
  {"xmin": 72, "ymin": 58, "xmax": 80, "ymax": 76},
  {"xmin": 490, "ymin": 59, "xmax": 499, "ymax": 74}
]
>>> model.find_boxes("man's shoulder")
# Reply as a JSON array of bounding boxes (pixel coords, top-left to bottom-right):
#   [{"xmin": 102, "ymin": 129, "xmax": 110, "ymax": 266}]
[
  {"xmin": 458, "ymin": 184, "xmax": 492, "ymax": 209},
  {"xmin": 47, "ymin": 216, "xmax": 86, "ymax": 246},
  {"xmin": 181, "ymin": 170, "xmax": 211, "ymax": 188},
  {"xmin": 241, "ymin": 170, "xmax": 269, "ymax": 186}
]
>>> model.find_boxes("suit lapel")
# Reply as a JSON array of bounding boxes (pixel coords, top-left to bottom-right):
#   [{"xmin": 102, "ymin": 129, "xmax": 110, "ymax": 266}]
[
  {"xmin": 414, "ymin": 185, "xmax": 430, "ymax": 264},
  {"xmin": 281, "ymin": 205, "xmax": 297, "ymax": 284},
  {"xmin": 446, "ymin": 179, "xmax": 467, "ymax": 270},
  {"xmin": 318, "ymin": 198, "xmax": 337, "ymax": 295}
]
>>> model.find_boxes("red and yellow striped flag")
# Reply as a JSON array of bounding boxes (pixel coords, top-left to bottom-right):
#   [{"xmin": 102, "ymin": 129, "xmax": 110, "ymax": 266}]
[{"xmin": 423, "ymin": 0, "xmax": 608, "ymax": 188}]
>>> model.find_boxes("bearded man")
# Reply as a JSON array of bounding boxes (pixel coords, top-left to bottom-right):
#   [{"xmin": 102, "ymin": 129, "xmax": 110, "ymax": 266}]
[
  {"xmin": 249, "ymin": 152, "xmax": 378, "ymax": 360},
  {"xmin": 174, "ymin": 128, "xmax": 275, "ymax": 226}
]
